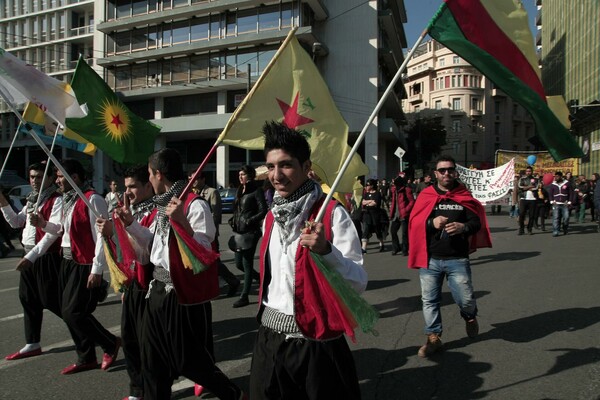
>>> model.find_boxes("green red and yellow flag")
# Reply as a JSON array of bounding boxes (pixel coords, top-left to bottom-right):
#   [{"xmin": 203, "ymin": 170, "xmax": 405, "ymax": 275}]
[
  {"xmin": 66, "ymin": 58, "xmax": 161, "ymax": 164},
  {"xmin": 218, "ymin": 30, "xmax": 369, "ymax": 193},
  {"xmin": 428, "ymin": 0, "xmax": 582, "ymax": 161}
]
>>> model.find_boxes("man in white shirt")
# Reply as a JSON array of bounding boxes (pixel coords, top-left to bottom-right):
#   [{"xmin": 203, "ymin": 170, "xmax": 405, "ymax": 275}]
[
  {"xmin": 33, "ymin": 159, "xmax": 120, "ymax": 375},
  {"xmin": 1, "ymin": 162, "xmax": 62, "ymax": 361},
  {"xmin": 128, "ymin": 149, "xmax": 244, "ymax": 400},
  {"xmin": 105, "ymin": 180, "xmax": 122, "ymax": 214},
  {"xmin": 249, "ymin": 122, "xmax": 368, "ymax": 399}
]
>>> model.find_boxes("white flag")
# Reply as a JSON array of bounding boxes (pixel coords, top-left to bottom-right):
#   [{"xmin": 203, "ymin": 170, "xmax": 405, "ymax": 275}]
[{"xmin": 0, "ymin": 48, "xmax": 86, "ymax": 124}]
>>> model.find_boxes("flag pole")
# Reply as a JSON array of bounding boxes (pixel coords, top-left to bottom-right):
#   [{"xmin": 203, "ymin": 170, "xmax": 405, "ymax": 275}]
[
  {"xmin": 314, "ymin": 28, "xmax": 430, "ymax": 223},
  {"xmin": 0, "ymin": 92, "xmax": 102, "ymax": 218},
  {"xmin": 33, "ymin": 123, "xmax": 60, "ymax": 212},
  {"xmin": 180, "ymin": 27, "xmax": 301, "ymax": 200},
  {"xmin": 0, "ymin": 121, "xmax": 22, "ymax": 180}
]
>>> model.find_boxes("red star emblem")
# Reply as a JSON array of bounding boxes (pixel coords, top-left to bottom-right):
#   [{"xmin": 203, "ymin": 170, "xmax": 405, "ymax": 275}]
[
  {"xmin": 276, "ymin": 92, "xmax": 314, "ymax": 129},
  {"xmin": 111, "ymin": 113, "xmax": 124, "ymax": 131}
]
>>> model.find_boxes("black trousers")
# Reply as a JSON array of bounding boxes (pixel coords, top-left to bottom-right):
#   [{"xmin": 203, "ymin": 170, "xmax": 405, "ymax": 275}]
[
  {"xmin": 141, "ymin": 281, "xmax": 241, "ymax": 400},
  {"xmin": 59, "ymin": 259, "xmax": 118, "ymax": 363},
  {"xmin": 19, "ymin": 252, "xmax": 62, "ymax": 344},
  {"xmin": 389, "ymin": 217, "xmax": 409, "ymax": 255},
  {"xmin": 122, "ymin": 281, "xmax": 147, "ymax": 398},
  {"xmin": 249, "ymin": 325, "xmax": 361, "ymax": 400},
  {"xmin": 518, "ymin": 199, "xmax": 537, "ymax": 232}
]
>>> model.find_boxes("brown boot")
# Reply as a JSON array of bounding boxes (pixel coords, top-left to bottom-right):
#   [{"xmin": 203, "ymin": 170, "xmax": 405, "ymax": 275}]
[{"xmin": 418, "ymin": 333, "xmax": 443, "ymax": 358}]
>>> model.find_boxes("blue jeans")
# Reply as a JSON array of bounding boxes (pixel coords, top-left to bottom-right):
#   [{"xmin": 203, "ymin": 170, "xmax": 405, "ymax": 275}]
[
  {"xmin": 419, "ymin": 258, "xmax": 477, "ymax": 335},
  {"xmin": 552, "ymin": 204, "xmax": 570, "ymax": 234}
]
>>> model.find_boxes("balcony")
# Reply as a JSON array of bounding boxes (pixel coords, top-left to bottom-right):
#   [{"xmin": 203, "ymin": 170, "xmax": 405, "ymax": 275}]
[
  {"xmin": 409, "ymin": 93, "xmax": 423, "ymax": 104},
  {"xmin": 469, "ymin": 109, "xmax": 483, "ymax": 117},
  {"xmin": 492, "ymin": 88, "xmax": 506, "ymax": 97}
]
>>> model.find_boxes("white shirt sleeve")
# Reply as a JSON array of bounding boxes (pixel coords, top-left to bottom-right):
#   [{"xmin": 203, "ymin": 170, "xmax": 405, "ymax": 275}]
[
  {"xmin": 1, "ymin": 204, "xmax": 27, "ymax": 229},
  {"xmin": 321, "ymin": 205, "xmax": 368, "ymax": 293},
  {"xmin": 24, "ymin": 196, "xmax": 63, "ymax": 263},
  {"xmin": 89, "ymin": 194, "xmax": 109, "ymax": 275}
]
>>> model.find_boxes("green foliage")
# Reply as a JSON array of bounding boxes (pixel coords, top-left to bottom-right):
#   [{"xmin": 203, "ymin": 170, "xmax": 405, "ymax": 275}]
[{"xmin": 404, "ymin": 116, "xmax": 447, "ymax": 173}]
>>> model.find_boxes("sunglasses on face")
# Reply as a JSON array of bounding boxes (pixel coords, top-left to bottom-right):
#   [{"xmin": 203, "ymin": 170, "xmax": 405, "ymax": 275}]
[{"xmin": 436, "ymin": 167, "xmax": 456, "ymax": 174}]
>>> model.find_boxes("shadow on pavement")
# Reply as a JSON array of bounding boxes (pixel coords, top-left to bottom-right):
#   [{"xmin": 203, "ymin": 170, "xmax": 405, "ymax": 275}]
[
  {"xmin": 470, "ymin": 251, "xmax": 541, "ymax": 266},
  {"xmin": 356, "ymin": 346, "xmax": 492, "ymax": 400},
  {"xmin": 366, "ymin": 278, "xmax": 410, "ymax": 291},
  {"xmin": 374, "ymin": 291, "xmax": 491, "ymax": 319}
]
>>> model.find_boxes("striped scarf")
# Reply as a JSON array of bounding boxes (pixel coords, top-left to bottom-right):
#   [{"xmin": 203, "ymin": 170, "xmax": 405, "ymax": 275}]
[{"xmin": 26, "ymin": 184, "xmax": 58, "ymax": 214}]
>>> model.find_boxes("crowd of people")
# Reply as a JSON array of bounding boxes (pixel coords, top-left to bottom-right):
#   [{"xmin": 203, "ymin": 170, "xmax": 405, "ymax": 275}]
[{"xmin": 2, "ymin": 128, "xmax": 599, "ymax": 399}]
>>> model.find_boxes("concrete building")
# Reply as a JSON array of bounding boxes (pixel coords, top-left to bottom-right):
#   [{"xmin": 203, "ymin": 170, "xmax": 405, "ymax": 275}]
[
  {"xmin": 402, "ymin": 39, "xmax": 536, "ymax": 172},
  {"xmin": 1, "ymin": 0, "xmax": 409, "ymax": 190},
  {"xmin": 536, "ymin": 0, "xmax": 600, "ymax": 176}
]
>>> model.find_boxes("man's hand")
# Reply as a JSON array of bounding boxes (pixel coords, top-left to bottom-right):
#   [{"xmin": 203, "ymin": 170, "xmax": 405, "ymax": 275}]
[
  {"xmin": 87, "ymin": 273, "xmax": 102, "ymax": 289},
  {"xmin": 15, "ymin": 258, "xmax": 34, "ymax": 272},
  {"xmin": 0, "ymin": 192, "xmax": 8, "ymax": 207},
  {"xmin": 433, "ymin": 216, "xmax": 448, "ymax": 230},
  {"xmin": 96, "ymin": 217, "xmax": 114, "ymax": 237},
  {"xmin": 166, "ymin": 197, "xmax": 186, "ymax": 225},
  {"xmin": 444, "ymin": 221, "xmax": 466, "ymax": 236},
  {"xmin": 29, "ymin": 213, "xmax": 47, "ymax": 228},
  {"xmin": 115, "ymin": 205, "xmax": 134, "ymax": 227},
  {"xmin": 300, "ymin": 222, "xmax": 331, "ymax": 255}
]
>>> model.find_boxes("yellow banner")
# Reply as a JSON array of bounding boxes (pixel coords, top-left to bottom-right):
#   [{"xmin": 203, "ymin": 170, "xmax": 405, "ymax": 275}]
[{"xmin": 496, "ymin": 151, "xmax": 578, "ymax": 175}]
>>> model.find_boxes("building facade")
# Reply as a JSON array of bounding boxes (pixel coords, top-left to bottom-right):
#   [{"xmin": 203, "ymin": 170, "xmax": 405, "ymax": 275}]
[
  {"xmin": 402, "ymin": 39, "xmax": 537, "ymax": 172},
  {"xmin": 1, "ymin": 0, "xmax": 408, "ymax": 190},
  {"xmin": 537, "ymin": 0, "xmax": 600, "ymax": 176}
]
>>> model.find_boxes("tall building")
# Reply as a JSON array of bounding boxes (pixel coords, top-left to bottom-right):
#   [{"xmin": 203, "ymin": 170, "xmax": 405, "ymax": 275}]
[
  {"xmin": 402, "ymin": 39, "xmax": 536, "ymax": 172},
  {"xmin": 0, "ymin": 0, "xmax": 96, "ymax": 182},
  {"xmin": 1, "ymin": 0, "xmax": 408, "ymax": 190},
  {"xmin": 537, "ymin": 0, "xmax": 600, "ymax": 175}
]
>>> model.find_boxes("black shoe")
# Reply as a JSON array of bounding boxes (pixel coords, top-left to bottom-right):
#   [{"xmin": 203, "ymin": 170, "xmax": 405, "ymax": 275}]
[
  {"xmin": 528, "ymin": 230, "xmax": 533, "ymax": 235},
  {"xmin": 392, "ymin": 251, "xmax": 398, "ymax": 256},
  {"xmin": 518, "ymin": 231, "xmax": 524, "ymax": 236},
  {"xmin": 233, "ymin": 295, "xmax": 249, "ymax": 308},
  {"xmin": 97, "ymin": 279, "xmax": 109, "ymax": 303},
  {"xmin": 226, "ymin": 280, "xmax": 240, "ymax": 297},
  {"xmin": 361, "ymin": 249, "xmax": 367, "ymax": 254},
  {"xmin": 379, "ymin": 245, "xmax": 385, "ymax": 252}
]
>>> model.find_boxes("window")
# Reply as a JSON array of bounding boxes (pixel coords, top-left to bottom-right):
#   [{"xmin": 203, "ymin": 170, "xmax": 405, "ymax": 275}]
[
  {"xmin": 116, "ymin": 0, "xmax": 130, "ymax": 19},
  {"xmin": 172, "ymin": 20, "xmax": 189, "ymax": 45},
  {"xmin": 115, "ymin": 65, "xmax": 130, "ymax": 90},
  {"xmin": 435, "ymin": 100, "xmax": 442, "ymax": 110},
  {"xmin": 190, "ymin": 54, "xmax": 209, "ymax": 82},
  {"xmin": 162, "ymin": 23, "xmax": 172, "ymax": 47},
  {"xmin": 172, "ymin": 57, "xmax": 190, "ymax": 83},
  {"xmin": 494, "ymin": 101, "xmax": 501, "ymax": 114},
  {"xmin": 236, "ymin": 51, "xmax": 256, "ymax": 77},
  {"xmin": 453, "ymin": 55, "xmax": 460, "ymax": 64},
  {"xmin": 259, "ymin": 5, "xmax": 279, "ymax": 31},
  {"xmin": 258, "ymin": 49, "xmax": 276, "ymax": 74},
  {"xmin": 226, "ymin": 12, "xmax": 236, "ymax": 37},
  {"xmin": 471, "ymin": 97, "xmax": 480, "ymax": 111},
  {"xmin": 115, "ymin": 31, "xmax": 130, "ymax": 53},
  {"xmin": 132, "ymin": 28, "xmax": 147, "ymax": 51},
  {"xmin": 452, "ymin": 98, "xmax": 462, "ymax": 111},
  {"xmin": 191, "ymin": 17, "xmax": 209, "ymax": 41},
  {"xmin": 471, "ymin": 141, "xmax": 478, "ymax": 155},
  {"xmin": 210, "ymin": 15, "xmax": 222, "ymax": 39},
  {"xmin": 148, "ymin": 26, "xmax": 158, "ymax": 48},
  {"xmin": 164, "ymin": 93, "xmax": 218, "ymax": 117},
  {"xmin": 452, "ymin": 119, "xmax": 461, "ymax": 132},
  {"xmin": 131, "ymin": 63, "xmax": 147, "ymax": 88},
  {"xmin": 438, "ymin": 58, "xmax": 445, "ymax": 66},
  {"xmin": 237, "ymin": 9, "xmax": 257, "ymax": 35},
  {"xmin": 132, "ymin": 0, "xmax": 147, "ymax": 16}
]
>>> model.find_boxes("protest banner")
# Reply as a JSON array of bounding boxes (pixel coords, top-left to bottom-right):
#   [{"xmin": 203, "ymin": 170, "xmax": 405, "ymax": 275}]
[{"xmin": 457, "ymin": 158, "xmax": 515, "ymax": 204}]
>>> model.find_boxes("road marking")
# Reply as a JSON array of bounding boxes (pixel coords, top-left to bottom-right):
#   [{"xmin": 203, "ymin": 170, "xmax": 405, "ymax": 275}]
[
  {"xmin": 0, "ymin": 287, "xmax": 18, "ymax": 294},
  {"xmin": 0, "ymin": 293, "xmax": 119, "ymax": 323}
]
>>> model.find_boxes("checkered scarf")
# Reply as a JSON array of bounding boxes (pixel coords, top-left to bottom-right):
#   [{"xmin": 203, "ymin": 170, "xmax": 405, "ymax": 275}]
[
  {"xmin": 131, "ymin": 197, "xmax": 155, "ymax": 221},
  {"xmin": 153, "ymin": 180, "xmax": 187, "ymax": 238},
  {"xmin": 26, "ymin": 184, "xmax": 58, "ymax": 214},
  {"xmin": 271, "ymin": 179, "xmax": 321, "ymax": 253},
  {"xmin": 62, "ymin": 183, "xmax": 91, "ymax": 222}
]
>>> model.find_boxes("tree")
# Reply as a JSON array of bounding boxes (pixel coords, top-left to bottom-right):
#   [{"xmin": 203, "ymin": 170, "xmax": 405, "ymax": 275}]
[{"xmin": 403, "ymin": 116, "xmax": 447, "ymax": 175}]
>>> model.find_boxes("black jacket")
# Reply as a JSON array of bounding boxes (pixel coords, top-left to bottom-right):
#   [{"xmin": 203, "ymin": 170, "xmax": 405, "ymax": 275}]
[{"xmin": 231, "ymin": 181, "xmax": 268, "ymax": 233}]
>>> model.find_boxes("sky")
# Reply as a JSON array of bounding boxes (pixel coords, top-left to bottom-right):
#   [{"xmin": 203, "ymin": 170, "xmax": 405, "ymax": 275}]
[{"xmin": 403, "ymin": 0, "xmax": 539, "ymax": 46}]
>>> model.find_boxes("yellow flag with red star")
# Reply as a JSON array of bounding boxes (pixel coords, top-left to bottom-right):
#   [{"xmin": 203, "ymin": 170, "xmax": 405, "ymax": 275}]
[
  {"xmin": 218, "ymin": 30, "xmax": 368, "ymax": 193},
  {"xmin": 65, "ymin": 58, "xmax": 161, "ymax": 164}
]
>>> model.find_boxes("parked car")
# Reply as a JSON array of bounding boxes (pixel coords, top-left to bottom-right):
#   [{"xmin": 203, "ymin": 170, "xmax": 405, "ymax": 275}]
[
  {"xmin": 219, "ymin": 188, "xmax": 237, "ymax": 213},
  {"xmin": 8, "ymin": 185, "xmax": 33, "ymax": 209}
]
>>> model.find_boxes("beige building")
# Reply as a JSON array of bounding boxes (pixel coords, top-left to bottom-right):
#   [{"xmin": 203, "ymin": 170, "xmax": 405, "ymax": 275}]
[{"xmin": 402, "ymin": 39, "xmax": 537, "ymax": 171}]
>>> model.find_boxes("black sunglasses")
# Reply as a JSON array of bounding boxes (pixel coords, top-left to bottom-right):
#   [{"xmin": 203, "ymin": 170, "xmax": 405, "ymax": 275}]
[{"xmin": 436, "ymin": 167, "xmax": 456, "ymax": 174}]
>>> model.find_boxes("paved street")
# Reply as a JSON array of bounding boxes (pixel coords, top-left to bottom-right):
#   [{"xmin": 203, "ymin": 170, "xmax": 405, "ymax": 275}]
[{"xmin": 1, "ymin": 212, "xmax": 599, "ymax": 399}]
